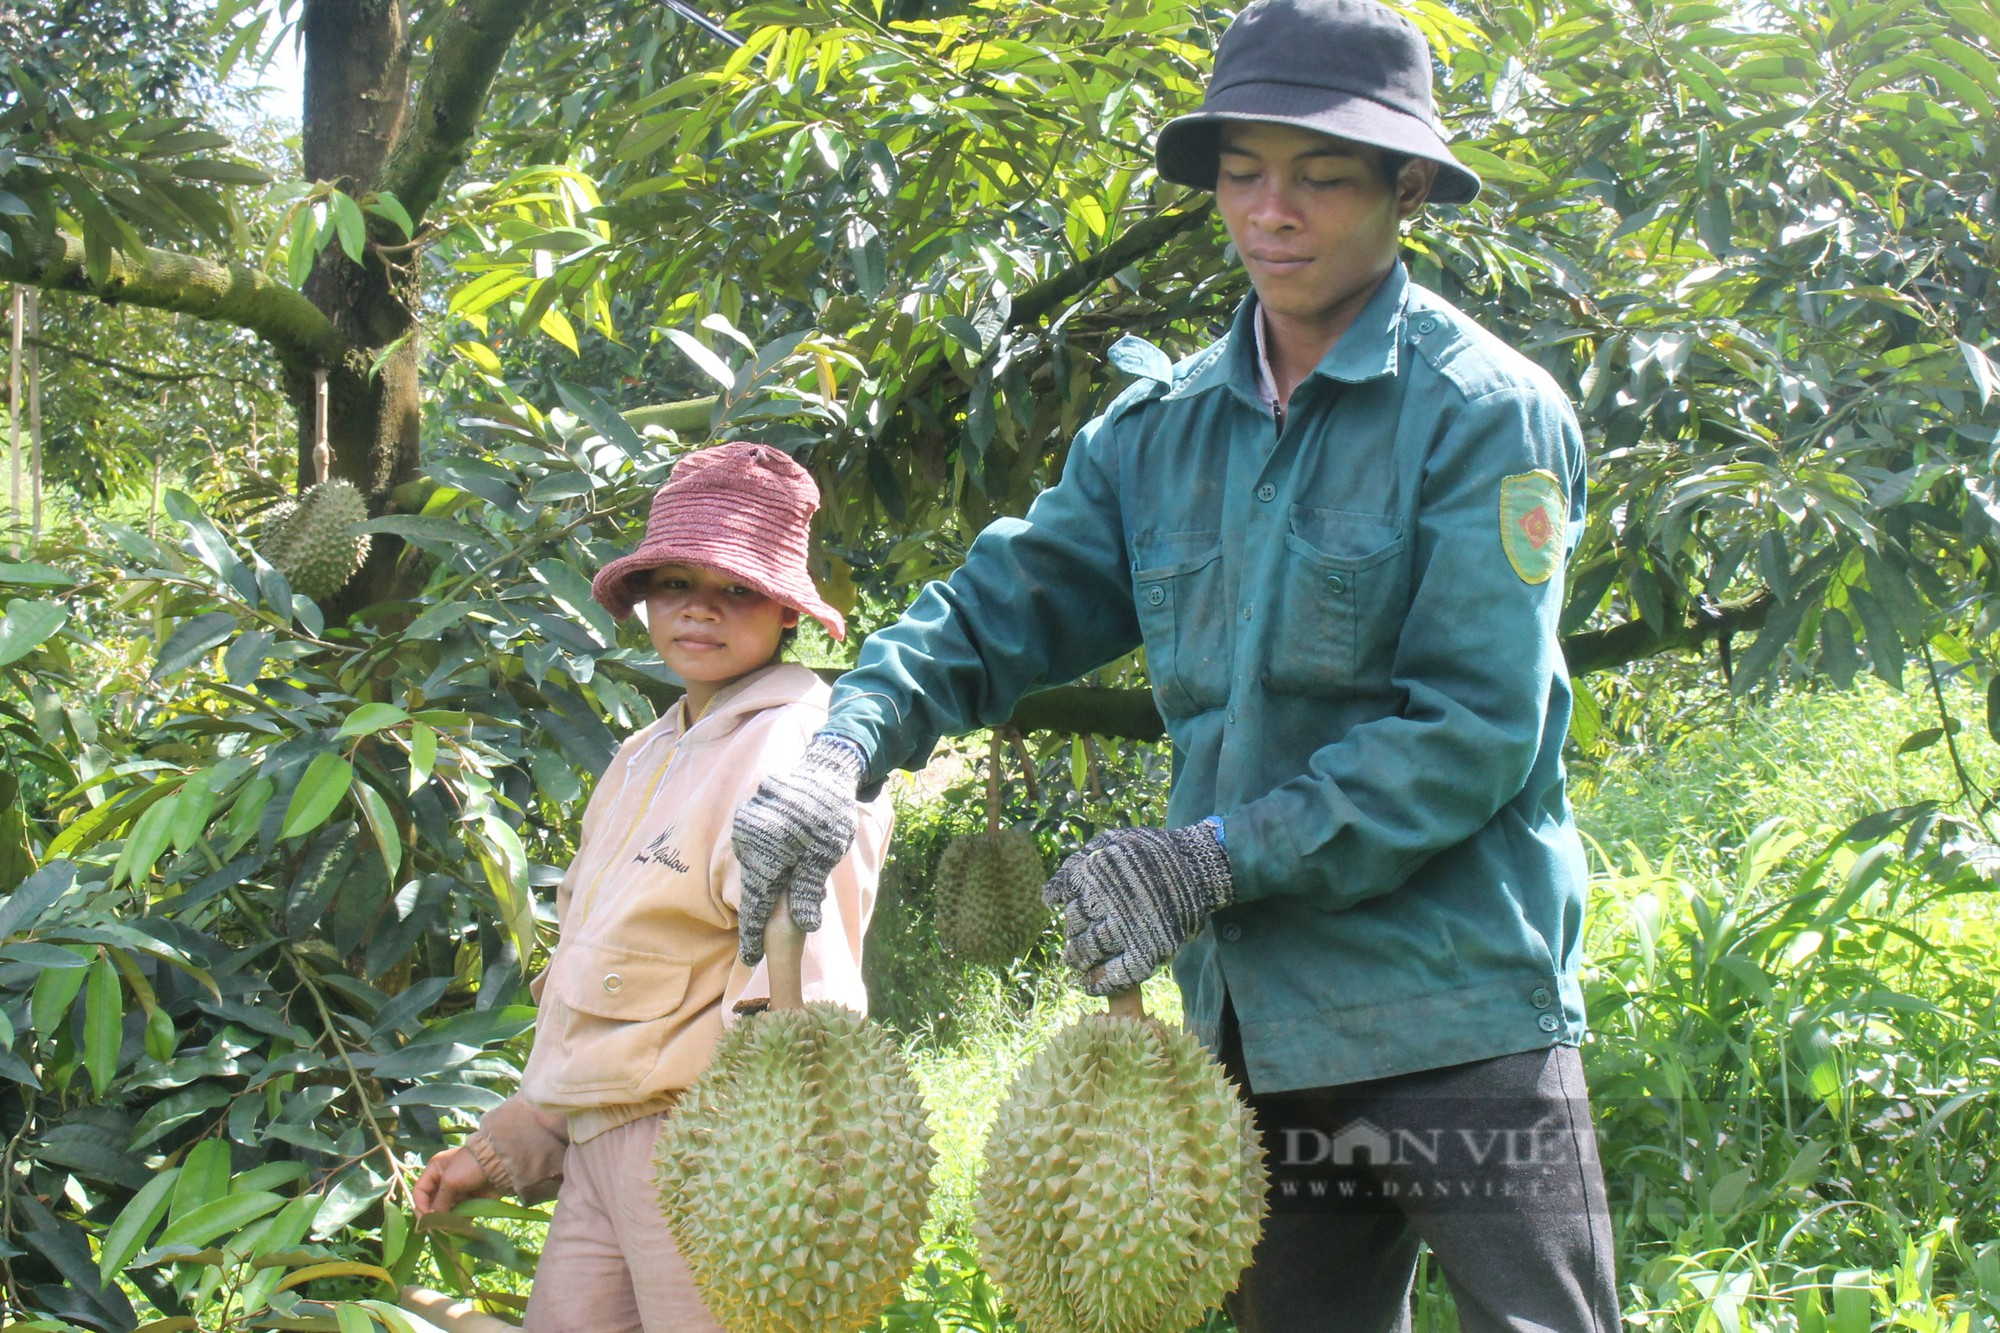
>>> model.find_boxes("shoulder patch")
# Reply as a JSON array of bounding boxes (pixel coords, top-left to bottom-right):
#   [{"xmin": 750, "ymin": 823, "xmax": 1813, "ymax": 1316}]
[{"xmin": 1500, "ymin": 470, "xmax": 1565, "ymax": 585}]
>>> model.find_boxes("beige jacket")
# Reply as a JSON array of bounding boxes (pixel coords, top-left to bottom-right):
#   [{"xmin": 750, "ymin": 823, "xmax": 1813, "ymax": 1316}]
[{"xmin": 465, "ymin": 663, "xmax": 891, "ymax": 1200}]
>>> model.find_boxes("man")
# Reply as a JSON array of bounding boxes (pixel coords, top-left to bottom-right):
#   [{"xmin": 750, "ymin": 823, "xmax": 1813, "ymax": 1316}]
[{"xmin": 731, "ymin": 1, "xmax": 1617, "ymax": 1328}]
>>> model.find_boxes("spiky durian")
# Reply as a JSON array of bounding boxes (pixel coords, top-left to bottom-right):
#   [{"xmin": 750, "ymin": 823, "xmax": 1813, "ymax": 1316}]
[
  {"xmin": 935, "ymin": 828, "xmax": 1050, "ymax": 966},
  {"xmin": 974, "ymin": 1011, "xmax": 1268, "ymax": 1333},
  {"xmin": 654, "ymin": 1003, "xmax": 936, "ymax": 1333},
  {"xmin": 263, "ymin": 480, "xmax": 370, "ymax": 600}
]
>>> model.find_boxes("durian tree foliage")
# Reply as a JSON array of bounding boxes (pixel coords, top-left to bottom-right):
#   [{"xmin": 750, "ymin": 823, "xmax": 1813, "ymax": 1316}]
[{"xmin": 1, "ymin": 0, "xmax": 1999, "ymax": 1325}]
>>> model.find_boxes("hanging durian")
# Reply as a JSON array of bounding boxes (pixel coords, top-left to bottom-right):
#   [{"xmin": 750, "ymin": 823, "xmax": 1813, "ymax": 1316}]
[
  {"xmin": 653, "ymin": 900, "xmax": 936, "ymax": 1333},
  {"xmin": 975, "ymin": 989, "xmax": 1268, "ymax": 1333},
  {"xmin": 262, "ymin": 479, "xmax": 371, "ymax": 600},
  {"xmin": 936, "ymin": 731, "xmax": 1051, "ymax": 966}
]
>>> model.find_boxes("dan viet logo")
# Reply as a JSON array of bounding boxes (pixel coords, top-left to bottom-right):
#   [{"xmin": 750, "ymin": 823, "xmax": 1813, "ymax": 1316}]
[{"xmin": 1281, "ymin": 1115, "xmax": 1574, "ymax": 1170}]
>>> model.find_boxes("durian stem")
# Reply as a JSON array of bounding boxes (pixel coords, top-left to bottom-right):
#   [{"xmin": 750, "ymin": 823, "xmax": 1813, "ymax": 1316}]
[
  {"xmin": 985, "ymin": 729, "xmax": 1003, "ymax": 834},
  {"xmin": 766, "ymin": 896, "xmax": 806, "ymax": 1011},
  {"xmin": 1109, "ymin": 988, "xmax": 1146, "ymax": 1020},
  {"xmin": 311, "ymin": 368, "xmax": 330, "ymax": 485}
]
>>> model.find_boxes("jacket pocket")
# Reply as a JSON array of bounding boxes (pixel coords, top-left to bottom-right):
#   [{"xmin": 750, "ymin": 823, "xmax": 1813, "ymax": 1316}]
[
  {"xmin": 1132, "ymin": 537, "xmax": 1232, "ymax": 718},
  {"xmin": 540, "ymin": 942, "xmax": 695, "ymax": 1095},
  {"xmin": 1264, "ymin": 506, "xmax": 1405, "ymax": 697}
]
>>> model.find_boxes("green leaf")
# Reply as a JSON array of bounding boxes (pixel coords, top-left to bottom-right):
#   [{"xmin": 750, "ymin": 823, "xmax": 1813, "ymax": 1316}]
[
  {"xmin": 363, "ymin": 190, "xmax": 414, "ymax": 240},
  {"xmin": 1960, "ymin": 337, "xmax": 1999, "ymax": 407},
  {"xmin": 408, "ymin": 723, "xmax": 437, "ymax": 794},
  {"xmin": 174, "ymin": 158, "xmax": 272, "ymax": 185},
  {"xmin": 353, "ymin": 781, "xmax": 402, "ymax": 879},
  {"xmin": 330, "ymin": 190, "xmax": 367, "ymax": 263},
  {"xmin": 0, "ymin": 860, "xmax": 76, "ymax": 938},
  {"xmin": 1897, "ymin": 727, "xmax": 1944, "ymax": 754},
  {"xmin": 663, "ymin": 328, "xmax": 737, "ymax": 389},
  {"xmin": 472, "ymin": 814, "xmax": 533, "ymax": 964},
  {"xmin": 114, "ymin": 789, "xmax": 180, "ymax": 886},
  {"xmin": 99, "ymin": 1168, "xmax": 179, "ymax": 1284},
  {"xmin": 154, "ymin": 611, "xmax": 239, "ymax": 679},
  {"xmin": 154, "ymin": 1190, "xmax": 287, "ymax": 1251},
  {"xmin": 281, "ymin": 752, "xmax": 355, "ymax": 841},
  {"xmin": 83, "ymin": 955, "xmax": 121, "ymax": 1097},
  {"xmin": 30, "ymin": 961, "xmax": 88, "ymax": 1039},
  {"xmin": 171, "ymin": 1139, "xmax": 233, "ymax": 1224},
  {"xmin": 286, "ymin": 205, "xmax": 316, "ymax": 290},
  {"xmin": 0, "ymin": 599, "xmax": 68, "ymax": 667},
  {"xmin": 336, "ymin": 1305, "xmax": 376, "ymax": 1333},
  {"xmin": 337, "ymin": 703, "xmax": 412, "ymax": 739}
]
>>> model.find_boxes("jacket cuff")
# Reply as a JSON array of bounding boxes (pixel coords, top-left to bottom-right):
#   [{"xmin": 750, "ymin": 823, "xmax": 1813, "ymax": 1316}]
[
  {"xmin": 463, "ymin": 1129, "xmax": 518, "ymax": 1197},
  {"xmin": 470, "ymin": 1097, "xmax": 570, "ymax": 1203}
]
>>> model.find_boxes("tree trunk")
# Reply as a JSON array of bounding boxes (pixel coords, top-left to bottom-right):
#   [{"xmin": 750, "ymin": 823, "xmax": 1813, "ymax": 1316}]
[{"xmin": 292, "ymin": 0, "xmax": 423, "ymax": 616}]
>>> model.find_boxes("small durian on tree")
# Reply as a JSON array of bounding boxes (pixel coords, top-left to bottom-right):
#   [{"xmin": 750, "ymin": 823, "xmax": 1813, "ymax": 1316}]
[
  {"xmin": 261, "ymin": 479, "xmax": 371, "ymax": 601},
  {"xmin": 975, "ymin": 989, "xmax": 1269, "ymax": 1333},
  {"xmin": 654, "ymin": 901, "xmax": 936, "ymax": 1333},
  {"xmin": 935, "ymin": 730, "xmax": 1051, "ymax": 966}
]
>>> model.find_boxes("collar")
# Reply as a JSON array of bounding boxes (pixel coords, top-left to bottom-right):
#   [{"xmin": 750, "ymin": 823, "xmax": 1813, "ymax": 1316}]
[
  {"xmin": 1170, "ymin": 262, "xmax": 1411, "ymax": 407},
  {"xmin": 625, "ymin": 661, "xmax": 826, "ymax": 780}
]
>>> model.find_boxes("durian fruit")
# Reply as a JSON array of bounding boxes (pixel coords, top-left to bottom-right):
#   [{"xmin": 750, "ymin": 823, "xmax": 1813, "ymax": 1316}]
[
  {"xmin": 975, "ymin": 993, "xmax": 1269, "ymax": 1333},
  {"xmin": 935, "ymin": 827, "xmax": 1050, "ymax": 966},
  {"xmin": 654, "ymin": 903, "xmax": 936, "ymax": 1333},
  {"xmin": 262, "ymin": 480, "xmax": 371, "ymax": 600}
]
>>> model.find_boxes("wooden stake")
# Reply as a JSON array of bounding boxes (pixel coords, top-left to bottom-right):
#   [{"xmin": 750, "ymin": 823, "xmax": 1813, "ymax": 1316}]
[
  {"xmin": 25, "ymin": 290, "xmax": 39, "ymax": 547},
  {"xmin": 6, "ymin": 285, "xmax": 19, "ymax": 558}
]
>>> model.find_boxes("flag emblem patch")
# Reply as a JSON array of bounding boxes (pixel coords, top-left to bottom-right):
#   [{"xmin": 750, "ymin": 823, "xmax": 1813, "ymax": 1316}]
[{"xmin": 1501, "ymin": 470, "xmax": 1566, "ymax": 585}]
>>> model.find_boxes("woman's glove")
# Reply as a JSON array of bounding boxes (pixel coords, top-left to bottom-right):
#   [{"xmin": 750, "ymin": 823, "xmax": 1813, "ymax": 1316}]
[
  {"xmin": 1042, "ymin": 822, "xmax": 1235, "ymax": 995},
  {"xmin": 732, "ymin": 734, "xmax": 866, "ymax": 964}
]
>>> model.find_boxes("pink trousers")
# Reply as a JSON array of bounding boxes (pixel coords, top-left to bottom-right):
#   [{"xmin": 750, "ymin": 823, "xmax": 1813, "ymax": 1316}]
[{"xmin": 522, "ymin": 1116, "xmax": 725, "ymax": 1333}]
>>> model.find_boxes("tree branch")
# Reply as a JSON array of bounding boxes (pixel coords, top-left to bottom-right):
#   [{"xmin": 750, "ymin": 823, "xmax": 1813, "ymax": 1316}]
[
  {"xmin": 622, "ymin": 396, "xmax": 716, "ymax": 433},
  {"xmin": 1560, "ymin": 589, "xmax": 1773, "ymax": 678},
  {"xmin": 1007, "ymin": 200, "xmax": 1214, "ymax": 328},
  {"xmin": 379, "ymin": 0, "xmax": 540, "ymax": 226},
  {"xmin": 0, "ymin": 227, "xmax": 346, "ymax": 370},
  {"xmin": 928, "ymin": 592, "xmax": 1781, "ymax": 742},
  {"xmin": 24, "ymin": 335, "xmax": 267, "ymax": 389}
]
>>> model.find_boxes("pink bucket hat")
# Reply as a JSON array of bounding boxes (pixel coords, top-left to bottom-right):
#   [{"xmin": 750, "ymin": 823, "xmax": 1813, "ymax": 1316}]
[{"xmin": 591, "ymin": 441, "xmax": 846, "ymax": 640}]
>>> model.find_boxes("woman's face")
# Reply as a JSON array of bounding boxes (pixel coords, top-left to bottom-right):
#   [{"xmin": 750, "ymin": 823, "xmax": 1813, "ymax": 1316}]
[{"xmin": 642, "ymin": 562, "xmax": 798, "ymax": 701}]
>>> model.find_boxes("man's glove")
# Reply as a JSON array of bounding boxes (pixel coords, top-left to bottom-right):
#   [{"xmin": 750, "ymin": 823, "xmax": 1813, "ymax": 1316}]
[
  {"xmin": 732, "ymin": 734, "xmax": 866, "ymax": 965},
  {"xmin": 1041, "ymin": 821, "xmax": 1234, "ymax": 996}
]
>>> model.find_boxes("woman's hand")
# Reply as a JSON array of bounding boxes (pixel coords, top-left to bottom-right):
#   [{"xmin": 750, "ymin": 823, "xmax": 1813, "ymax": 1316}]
[{"xmin": 413, "ymin": 1145, "xmax": 501, "ymax": 1215}]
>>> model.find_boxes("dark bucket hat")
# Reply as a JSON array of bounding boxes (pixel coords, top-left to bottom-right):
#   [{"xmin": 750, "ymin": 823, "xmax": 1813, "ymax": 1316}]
[{"xmin": 1155, "ymin": 0, "xmax": 1481, "ymax": 205}]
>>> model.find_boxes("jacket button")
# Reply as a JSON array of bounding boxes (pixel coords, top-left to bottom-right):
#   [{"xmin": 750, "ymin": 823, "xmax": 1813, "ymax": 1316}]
[
  {"xmin": 603, "ymin": 973, "xmax": 623, "ymax": 994},
  {"xmin": 1416, "ymin": 317, "xmax": 1438, "ymax": 336},
  {"xmin": 1221, "ymin": 923, "xmax": 1243, "ymax": 942},
  {"xmin": 1538, "ymin": 1013, "xmax": 1560, "ymax": 1033},
  {"xmin": 1241, "ymin": 606, "xmax": 1252, "ymax": 620},
  {"xmin": 1226, "ymin": 708, "xmax": 1237, "ymax": 724},
  {"xmin": 1531, "ymin": 987, "xmax": 1553, "ymax": 1009},
  {"xmin": 1326, "ymin": 574, "xmax": 1348, "ymax": 594},
  {"xmin": 1145, "ymin": 585, "xmax": 1165, "ymax": 606},
  {"xmin": 1256, "ymin": 483, "xmax": 1276, "ymax": 502}
]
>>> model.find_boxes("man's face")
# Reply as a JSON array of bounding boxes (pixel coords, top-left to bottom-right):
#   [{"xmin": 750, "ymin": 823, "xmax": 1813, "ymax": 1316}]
[{"xmin": 1213, "ymin": 122, "xmax": 1434, "ymax": 332}]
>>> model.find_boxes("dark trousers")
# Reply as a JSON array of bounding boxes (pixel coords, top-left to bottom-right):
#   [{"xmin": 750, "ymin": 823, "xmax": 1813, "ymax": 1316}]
[{"xmin": 1219, "ymin": 1001, "xmax": 1620, "ymax": 1333}]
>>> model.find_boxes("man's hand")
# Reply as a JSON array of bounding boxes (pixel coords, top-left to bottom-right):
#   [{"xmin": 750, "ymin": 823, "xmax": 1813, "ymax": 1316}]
[
  {"xmin": 732, "ymin": 734, "xmax": 867, "ymax": 964},
  {"xmin": 413, "ymin": 1146, "xmax": 500, "ymax": 1216},
  {"xmin": 1042, "ymin": 822, "xmax": 1234, "ymax": 995}
]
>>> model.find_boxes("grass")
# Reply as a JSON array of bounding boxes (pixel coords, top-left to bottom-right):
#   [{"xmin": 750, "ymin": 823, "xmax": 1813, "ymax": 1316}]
[{"xmin": 399, "ymin": 679, "xmax": 2000, "ymax": 1333}]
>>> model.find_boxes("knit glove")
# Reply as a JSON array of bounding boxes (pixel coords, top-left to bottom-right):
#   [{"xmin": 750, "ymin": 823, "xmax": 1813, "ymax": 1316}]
[
  {"xmin": 732, "ymin": 734, "xmax": 866, "ymax": 965},
  {"xmin": 1041, "ymin": 822, "xmax": 1235, "ymax": 996}
]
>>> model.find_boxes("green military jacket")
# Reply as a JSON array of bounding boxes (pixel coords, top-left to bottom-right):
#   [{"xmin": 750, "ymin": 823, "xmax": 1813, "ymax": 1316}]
[{"xmin": 825, "ymin": 263, "xmax": 1590, "ymax": 1093}]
